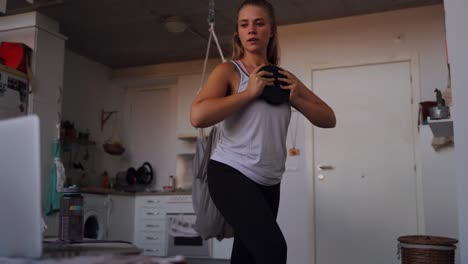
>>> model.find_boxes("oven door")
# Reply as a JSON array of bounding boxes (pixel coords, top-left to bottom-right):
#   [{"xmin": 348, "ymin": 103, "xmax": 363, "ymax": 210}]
[{"xmin": 166, "ymin": 214, "xmax": 212, "ymax": 258}]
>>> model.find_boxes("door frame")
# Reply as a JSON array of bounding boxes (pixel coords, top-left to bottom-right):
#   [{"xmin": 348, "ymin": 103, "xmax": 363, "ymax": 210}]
[{"xmin": 303, "ymin": 53, "xmax": 424, "ymax": 263}]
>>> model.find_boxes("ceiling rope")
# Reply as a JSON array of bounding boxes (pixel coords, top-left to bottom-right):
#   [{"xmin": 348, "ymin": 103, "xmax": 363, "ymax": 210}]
[
  {"xmin": 208, "ymin": 0, "xmax": 215, "ymax": 24},
  {"xmin": 199, "ymin": 0, "xmax": 226, "ymax": 91}
]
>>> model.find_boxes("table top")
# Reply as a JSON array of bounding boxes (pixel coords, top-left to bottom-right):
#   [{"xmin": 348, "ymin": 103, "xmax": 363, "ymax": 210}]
[
  {"xmin": 43, "ymin": 240, "xmax": 142, "ymax": 257},
  {"xmin": 0, "ymin": 255, "xmax": 188, "ymax": 264},
  {"xmin": 1, "ymin": 240, "xmax": 187, "ymax": 264}
]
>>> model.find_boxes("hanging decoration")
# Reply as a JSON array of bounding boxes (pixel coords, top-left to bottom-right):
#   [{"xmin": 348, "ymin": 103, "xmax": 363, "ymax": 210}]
[{"xmin": 288, "ymin": 111, "xmax": 300, "ymax": 156}]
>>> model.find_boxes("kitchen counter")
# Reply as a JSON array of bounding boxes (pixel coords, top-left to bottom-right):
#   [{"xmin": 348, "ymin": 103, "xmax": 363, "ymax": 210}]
[{"xmin": 80, "ymin": 186, "xmax": 191, "ymax": 196}]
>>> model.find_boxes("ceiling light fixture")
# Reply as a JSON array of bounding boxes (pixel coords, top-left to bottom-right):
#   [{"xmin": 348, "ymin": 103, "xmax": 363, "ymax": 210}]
[{"xmin": 163, "ymin": 16, "xmax": 187, "ymax": 33}]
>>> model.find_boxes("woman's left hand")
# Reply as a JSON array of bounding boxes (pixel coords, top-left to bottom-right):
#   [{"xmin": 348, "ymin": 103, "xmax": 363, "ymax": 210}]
[{"xmin": 277, "ymin": 69, "xmax": 304, "ymax": 105}]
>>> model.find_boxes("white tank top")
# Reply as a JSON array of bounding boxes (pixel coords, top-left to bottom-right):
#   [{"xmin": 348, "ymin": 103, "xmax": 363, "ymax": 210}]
[{"xmin": 210, "ymin": 60, "xmax": 291, "ymax": 186}]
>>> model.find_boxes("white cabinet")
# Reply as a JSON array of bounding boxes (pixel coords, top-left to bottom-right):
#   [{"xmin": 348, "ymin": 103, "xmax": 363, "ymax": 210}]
[
  {"xmin": 176, "ymin": 74, "xmax": 200, "ymax": 139},
  {"xmin": 30, "ymin": 29, "xmax": 65, "ymax": 212},
  {"xmin": 134, "ymin": 196, "xmax": 168, "ymax": 256},
  {"xmin": 108, "ymin": 195, "xmax": 135, "ymax": 242},
  {"xmin": 30, "ymin": 28, "xmax": 65, "ymax": 104},
  {"xmin": 0, "ymin": 13, "xmax": 65, "ymax": 221},
  {"xmin": 104, "ymin": 193, "xmax": 234, "ymax": 260},
  {"xmin": 32, "ymin": 100, "xmax": 60, "ymax": 203},
  {"xmin": 419, "ymin": 125, "xmax": 457, "ymax": 238}
]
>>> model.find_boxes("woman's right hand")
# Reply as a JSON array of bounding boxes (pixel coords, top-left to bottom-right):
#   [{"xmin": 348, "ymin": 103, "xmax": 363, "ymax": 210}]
[{"xmin": 245, "ymin": 64, "xmax": 274, "ymax": 100}]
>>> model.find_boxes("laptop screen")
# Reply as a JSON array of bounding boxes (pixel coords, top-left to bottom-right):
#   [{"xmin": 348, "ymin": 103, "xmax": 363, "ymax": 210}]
[{"xmin": 0, "ymin": 115, "xmax": 42, "ymax": 258}]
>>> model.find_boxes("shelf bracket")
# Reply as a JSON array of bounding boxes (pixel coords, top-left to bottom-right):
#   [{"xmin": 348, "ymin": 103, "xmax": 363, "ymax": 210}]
[{"xmin": 101, "ymin": 109, "xmax": 118, "ymax": 132}]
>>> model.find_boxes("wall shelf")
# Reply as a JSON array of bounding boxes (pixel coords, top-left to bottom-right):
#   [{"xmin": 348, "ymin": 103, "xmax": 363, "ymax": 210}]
[
  {"xmin": 428, "ymin": 118, "xmax": 453, "ymax": 137},
  {"xmin": 0, "ymin": 64, "xmax": 28, "ymax": 80}
]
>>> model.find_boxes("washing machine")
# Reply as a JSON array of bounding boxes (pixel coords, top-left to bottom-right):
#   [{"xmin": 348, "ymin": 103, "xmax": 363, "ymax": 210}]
[{"xmin": 82, "ymin": 194, "xmax": 110, "ymax": 240}]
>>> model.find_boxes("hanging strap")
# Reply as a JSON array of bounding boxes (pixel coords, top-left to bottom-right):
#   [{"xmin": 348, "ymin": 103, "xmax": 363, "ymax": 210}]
[
  {"xmin": 197, "ymin": 0, "xmax": 226, "ymax": 137},
  {"xmin": 199, "ymin": 0, "xmax": 226, "ymax": 92},
  {"xmin": 199, "ymin": 22, "xmax": 226, "ymax": 92},
  {"xmin": 208, "ymin": 0, "xmax": 215, "ymax": 24}
]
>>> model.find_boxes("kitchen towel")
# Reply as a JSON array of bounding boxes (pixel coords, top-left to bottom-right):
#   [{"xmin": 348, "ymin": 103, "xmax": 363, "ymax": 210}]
[{"xmin": 45, "ymin": 140, "xmax": 64, "ymax": 215}]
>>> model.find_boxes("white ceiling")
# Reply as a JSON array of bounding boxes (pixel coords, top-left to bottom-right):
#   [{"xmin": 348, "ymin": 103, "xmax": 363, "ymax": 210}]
[{"xmin": 4, "ymin": 0, "xmax": 441, "ymax": 68}]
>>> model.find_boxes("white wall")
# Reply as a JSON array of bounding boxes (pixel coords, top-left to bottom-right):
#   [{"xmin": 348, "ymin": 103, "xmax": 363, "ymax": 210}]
[
  {"xmin": 62, "ymin": 52, "xmax": 213, "ymax": 190},
  {"xmin": 278, "ymin": 5, "xmax": 447, "ymax": 101},
  {"xmin": 0, "ymin": 12, "xmax": 66, "ymax": 237},
  {"xmin": 62, "ymin": 51, "xmax": 126, "ymax": 186},
  {"xmin": 444, "ymin": 0, "xmax": 468, "ymax": 262},
  {"xmin": 276, "ymin": 4, "xmax": 456, "ymax": 263},
  {"xmin": 419, "ymin": 126, "xmax": 457, "ymax": 238}
]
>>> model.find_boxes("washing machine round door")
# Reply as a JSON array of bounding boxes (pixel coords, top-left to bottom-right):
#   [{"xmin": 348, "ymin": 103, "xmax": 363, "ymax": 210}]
[{"xmin": 83, "ymin": 210, "xmax": 105, "ymax": 240}]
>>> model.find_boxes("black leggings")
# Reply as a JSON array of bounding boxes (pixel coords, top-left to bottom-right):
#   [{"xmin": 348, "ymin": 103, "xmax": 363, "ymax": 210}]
[{"xmin": 207, "ymin": 159, "xmax": 287, "ymax": 264}]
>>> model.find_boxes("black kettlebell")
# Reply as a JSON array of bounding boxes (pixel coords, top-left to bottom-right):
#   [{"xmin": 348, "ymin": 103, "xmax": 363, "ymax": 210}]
[
  {"xmin": 136, "ymin": 162, "xmax": 154, "ymax": 185},
  {"xmin": 258, "ymin": 65, "xmax": 290, "ymax": 105}
]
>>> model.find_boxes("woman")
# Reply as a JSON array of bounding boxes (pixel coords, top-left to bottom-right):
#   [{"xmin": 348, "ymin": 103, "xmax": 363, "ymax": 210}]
[{"xmin": 191, "ymin": 0, "xmax": 336, "ymax": 263}]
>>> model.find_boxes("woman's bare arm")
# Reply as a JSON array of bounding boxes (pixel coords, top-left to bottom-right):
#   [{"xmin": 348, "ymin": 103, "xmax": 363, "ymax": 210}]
[
  {"xmin": 290, "ymin": 85, "xmax": 336, "ymax": 128},
  {"xmin": 278, "ymin": 69, "xmax": 336, "ymax": 128},
  {"xmin": 190, "ymin": 63, "xmax": 251, "ymax": 128}
]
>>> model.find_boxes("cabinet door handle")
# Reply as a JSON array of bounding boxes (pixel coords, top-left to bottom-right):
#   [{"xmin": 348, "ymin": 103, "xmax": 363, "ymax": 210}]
[
  {"xmin": 146, "ymin": 224, "xmax": 160, "ymax": 228},
  {"xmin": 146, "ymin": 236, "xmax": 159, "ymax": 240},
  {"xmin": 146, "ymin": 212, "xmax": 160, "ymax": 216}
]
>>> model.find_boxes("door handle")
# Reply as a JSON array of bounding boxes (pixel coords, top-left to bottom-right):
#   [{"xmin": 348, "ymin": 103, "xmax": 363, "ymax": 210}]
[{"xmin": 317, "ymin": 164, "xmax": 334, "ymax": 171}]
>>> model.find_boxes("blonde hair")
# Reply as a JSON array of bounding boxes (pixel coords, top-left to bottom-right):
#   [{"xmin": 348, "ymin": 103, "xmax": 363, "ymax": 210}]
[{"xmin": 231, "ymin": 0, "xmax": 280, "ymax": 65}]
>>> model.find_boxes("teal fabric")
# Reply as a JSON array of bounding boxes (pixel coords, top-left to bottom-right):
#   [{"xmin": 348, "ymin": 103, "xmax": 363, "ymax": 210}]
[{"xmin": 45, "ymin": 140, "xmax": 62, "ymax": 216}]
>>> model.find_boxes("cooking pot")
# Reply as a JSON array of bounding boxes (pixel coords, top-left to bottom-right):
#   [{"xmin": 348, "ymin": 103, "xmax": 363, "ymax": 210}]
[{"xmin": 429, "ymin": 106, "xmax": 450, "ymax": 120}]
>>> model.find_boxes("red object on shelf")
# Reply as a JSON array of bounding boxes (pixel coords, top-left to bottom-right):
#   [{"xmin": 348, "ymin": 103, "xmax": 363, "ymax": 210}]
[{"xmin": 0, "ymin": 42, "xmax": 31, "ymax": 73}]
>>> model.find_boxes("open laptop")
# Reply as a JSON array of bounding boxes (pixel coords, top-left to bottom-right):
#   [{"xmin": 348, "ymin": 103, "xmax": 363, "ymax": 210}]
[{"xmin": 0, "ymin": 115, "xmax": 42, "ymax": 258}]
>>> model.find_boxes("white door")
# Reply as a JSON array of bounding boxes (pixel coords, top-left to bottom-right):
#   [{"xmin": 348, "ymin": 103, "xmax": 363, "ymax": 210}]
[
  {"xmin": 313, "ymin": 61, "xmax": 418, "ymax": 264},
  {"xmin": 125, "ymin": 87, "xmax": 174, "ymax": 190}
]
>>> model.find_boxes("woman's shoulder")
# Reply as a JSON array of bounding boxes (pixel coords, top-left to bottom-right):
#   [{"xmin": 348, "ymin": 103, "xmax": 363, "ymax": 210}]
[
  {"xmin": 212, "ymin": 61, "xmax": 237, "ymax": 75},
  {"xmin": 209, "ymin": 62, "xmax": 240, "ymax": 95},
  {"xmin": 209, "ymin": 62, "xmax": 239, "ymax": 83}
]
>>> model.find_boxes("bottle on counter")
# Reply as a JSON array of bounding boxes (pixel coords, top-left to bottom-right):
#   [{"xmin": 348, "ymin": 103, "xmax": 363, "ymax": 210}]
[
  {"xmin": 169, "ymin": 175, "xmax": 176, "ymax": 192},
  {"xmin": 59, "ymin": 187, "xmax": 83, "ymax": 241},
  {"xmin": 101, "ymin": 170, "xmax": 110, "ymax": 188}
]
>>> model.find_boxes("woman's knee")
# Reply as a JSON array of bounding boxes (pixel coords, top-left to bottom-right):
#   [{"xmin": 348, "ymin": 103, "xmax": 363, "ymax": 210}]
[
  {"xmin": 272, "ymin": 234, "xmax": 287, "ymax": 261},
  {"xmin": 257, "ymin": 231, "xmax": 287, "ymax": 264}
]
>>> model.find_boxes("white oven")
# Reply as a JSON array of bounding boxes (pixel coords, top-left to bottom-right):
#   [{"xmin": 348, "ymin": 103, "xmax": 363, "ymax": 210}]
[{"xmin": 165, "ymin": 195, "xmax": 211, "ymax": 258}]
